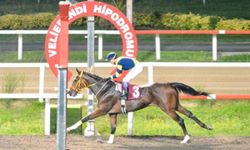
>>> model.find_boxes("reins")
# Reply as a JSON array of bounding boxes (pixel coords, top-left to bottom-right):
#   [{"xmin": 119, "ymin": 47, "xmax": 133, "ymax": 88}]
[{"xmin": 95, "ymin": 80, "xmax": 109, "ymax": 97}]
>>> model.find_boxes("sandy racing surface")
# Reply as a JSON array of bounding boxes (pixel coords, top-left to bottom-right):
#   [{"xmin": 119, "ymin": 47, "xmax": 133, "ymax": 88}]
[{"xmin": 0, "ymin": 135, "xmax": 250, "ymax": 150}]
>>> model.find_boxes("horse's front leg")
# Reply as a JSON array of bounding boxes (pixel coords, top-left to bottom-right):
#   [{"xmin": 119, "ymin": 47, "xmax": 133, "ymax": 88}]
[
  {"xmin": 107, "ymin": 114, "xmax": 117, "ymax": 144},
  {"xmin": 67, "ymin": 107, "xmax": 111, "ymax": 132},
  {"xmin": 67, "ymin": 94, "xmax": 118, "ymax": 132}
]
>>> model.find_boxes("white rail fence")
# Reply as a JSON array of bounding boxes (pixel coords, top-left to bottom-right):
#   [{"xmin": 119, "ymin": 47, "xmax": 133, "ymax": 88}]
[
  {"xmin": 1, "ymin": 30, "xmax": 250, "ymax": 61},
  {"xmin": 1, "ymin": 62, "xmax": 250, "ymax": 135},
  {"xmin": 2, "ymin": 62, "xmax": 250, "ymax": 97},
  {"xmin": 0, "ymin": 30, "xmax": 119, "ymax": 60}
]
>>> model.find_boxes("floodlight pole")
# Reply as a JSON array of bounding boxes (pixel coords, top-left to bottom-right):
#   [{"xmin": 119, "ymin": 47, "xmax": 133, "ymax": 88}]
[
  {"xmin": 84, "ymin": 0, "xmax": 96, "ymax": 136},
  {"xmin": 126, "ymin": 0, "xmax": 134, "ymax": 136},
  {"xmin": 57, "ymin": 1, "xmax": 69, "ymax": 150}
]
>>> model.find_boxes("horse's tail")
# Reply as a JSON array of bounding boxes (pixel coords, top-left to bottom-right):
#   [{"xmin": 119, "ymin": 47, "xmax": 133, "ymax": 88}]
[{"xmin": 170, "ymin": 82, "xmax": 209, "ymax": 96}]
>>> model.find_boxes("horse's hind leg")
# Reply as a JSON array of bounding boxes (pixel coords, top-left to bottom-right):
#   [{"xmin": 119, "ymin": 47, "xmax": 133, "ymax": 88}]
[
  {"xmin": 164, "ymin": 108, "xmax": 191, "ymax": 144},
  {"xmin": 107, "ymin": 114, "xmax": 117, "ymax": 144},
  {"xmin": 177, "ymin": 105, "xmax": 212, "ymax": 130}
]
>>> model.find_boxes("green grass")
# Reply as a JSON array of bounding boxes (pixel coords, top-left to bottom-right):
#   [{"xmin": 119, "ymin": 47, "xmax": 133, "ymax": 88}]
[
  {"xmin": 0, "ymin": 100, "xmax": 43, "ymax": 135},
  {"xmin": 1, "ymin": 100, "xmax": 250, "ymax": 136},
  {"xmin": 50, "ymin": 106, "xmax": 83, "ymax": 134},
  {"xmin": 93, "ymin": 100, "xmax": 250, "ymax": 136},
  {"xmin": 1, "ymin": 50, "xmax": 250, "ymax": 63},
  {"xmin": 1, "ymin": 34, "xmax": 250, "ymax": 43},
  {"xmin": 218, "ymin": 54, "xmax": 250, "ymax": 62}
]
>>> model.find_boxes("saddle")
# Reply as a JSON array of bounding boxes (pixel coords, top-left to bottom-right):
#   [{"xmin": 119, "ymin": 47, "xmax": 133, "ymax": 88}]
[{"xmin": 116, "ymin": 83, "xmax": 142, "ymax": 100}]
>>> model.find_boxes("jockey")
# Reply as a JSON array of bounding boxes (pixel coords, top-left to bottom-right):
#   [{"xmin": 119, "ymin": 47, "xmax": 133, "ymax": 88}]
[{"xmin": 104, "ymin": 52, "xmax": 143, "ymax": 101}]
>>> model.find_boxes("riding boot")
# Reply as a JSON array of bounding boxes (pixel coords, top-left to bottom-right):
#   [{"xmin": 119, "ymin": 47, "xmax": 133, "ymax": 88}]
[{"xmin": 121, "ymin": 82, "xmax": 128, "ymax": 100}]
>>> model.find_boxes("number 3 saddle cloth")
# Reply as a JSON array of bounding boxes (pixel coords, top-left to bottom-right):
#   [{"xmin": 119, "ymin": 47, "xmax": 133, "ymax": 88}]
[{"xmin": 116, "ymin": 83, "xmax": 142, "ymax": 100}]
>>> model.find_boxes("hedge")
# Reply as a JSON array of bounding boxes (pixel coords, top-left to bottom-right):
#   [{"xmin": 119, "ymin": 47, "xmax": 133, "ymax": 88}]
[
  {"xmin": 0, "ymin": 13, "xmax": 55, "ymax": 29},
  {"xmin": 0, "ymin": 12, "xmax": 249, "ymax": 30},
  {"xmin": 135, "ymin": 12, "xmax": 250, "ymax": 30},
  {"xmin": 216, "ymin": 19, "xmax": 250, "ymax": 30},
  {"xmin": 160, "ymin": 13, "xmax": 221, "ymax": 30},
  {"xmin": 134, "ymin": 13, "xmax": 161, "ymax": 29}
]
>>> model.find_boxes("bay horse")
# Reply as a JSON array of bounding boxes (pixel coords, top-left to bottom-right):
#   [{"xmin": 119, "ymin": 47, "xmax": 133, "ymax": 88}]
[{"xmin": 67, "ymin": 68, "xmax": 212, "ymax": 144}]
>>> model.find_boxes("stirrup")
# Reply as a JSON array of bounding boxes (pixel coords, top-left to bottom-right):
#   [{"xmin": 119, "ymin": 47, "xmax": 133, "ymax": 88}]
[
  {"xmin": 121, "ymin": 99, "xmax": 127, "ymax": 114},
  {"xmin": 120, "ymin": 94, "xmax": 127, "ymax": 100}
]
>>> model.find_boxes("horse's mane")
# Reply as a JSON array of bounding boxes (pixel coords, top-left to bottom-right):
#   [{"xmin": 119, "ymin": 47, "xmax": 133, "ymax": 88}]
[
  {"xmin": 83, "ymin": 71, "xmax": 116, "ymax": 95},
  {"xmin": 83, "ymin": 71, "xmax": 102, "ymax": 80}
]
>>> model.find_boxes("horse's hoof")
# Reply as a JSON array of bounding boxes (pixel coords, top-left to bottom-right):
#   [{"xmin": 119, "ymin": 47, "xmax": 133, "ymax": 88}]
[
  {"xmin": 180, "ymin": 135, "xmax": 190, "ymax": 144},
  {"xmin": 96, "ymin": 139, "xmax": 105, "ymax": 143},
  {"xmin": 107, "ymin": 140, "xmax": 114, "ymax": 144},
  {"xmin": 107, "ymin": 134, "xmax": 114, "ymax": 144}
]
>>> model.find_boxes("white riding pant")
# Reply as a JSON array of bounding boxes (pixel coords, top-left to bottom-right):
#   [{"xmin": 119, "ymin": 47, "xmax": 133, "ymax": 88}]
[{"xmin": 123, "ymin": 63, "xmax": 143, "ymax": 82}]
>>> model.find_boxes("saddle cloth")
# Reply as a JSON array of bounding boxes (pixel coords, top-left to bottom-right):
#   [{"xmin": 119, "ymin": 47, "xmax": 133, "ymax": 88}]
[{"xmin": 116, "ymin": 83, "xmax": 141, "ymax": 100}]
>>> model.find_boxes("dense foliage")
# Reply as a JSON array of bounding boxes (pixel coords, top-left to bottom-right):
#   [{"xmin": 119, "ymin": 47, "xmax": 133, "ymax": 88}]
[
  {"xmin": 0, "ymin": 0, "xmax": 249, "ymax": 30},
  {"xmin": 0, "ymin": 12, "xmax": 249, "ymax": 30}
]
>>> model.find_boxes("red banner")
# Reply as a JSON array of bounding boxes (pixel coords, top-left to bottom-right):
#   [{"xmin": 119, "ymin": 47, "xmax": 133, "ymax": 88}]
[{"xmin": 45, "ymin": 1, "xmax": 138, "ymax": 79}]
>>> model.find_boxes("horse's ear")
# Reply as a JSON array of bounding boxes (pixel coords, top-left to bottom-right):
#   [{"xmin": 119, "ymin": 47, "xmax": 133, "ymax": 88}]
[
  {"xmin": 76, "ymin": 68, "xmax": 81, "ymax": 74},
  {"xmin": 88, "ymin": 66, "xmax": 94, "ymax": 73}
]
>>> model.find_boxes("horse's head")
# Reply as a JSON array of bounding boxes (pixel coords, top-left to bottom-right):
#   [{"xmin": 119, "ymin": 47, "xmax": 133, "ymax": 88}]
[
  {"xmin": 68, "ymin": 68, "xmax": 89, "ymax": 96},
  {"xmin": 68, "ymin": 68, "xmax": 102, "ymax": 96}
]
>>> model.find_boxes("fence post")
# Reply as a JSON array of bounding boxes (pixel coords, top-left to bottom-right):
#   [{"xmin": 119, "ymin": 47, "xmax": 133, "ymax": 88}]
[
  {"xmin": 18, "ymin": 34, "xmax": 23, "ymax": 60},
  {"xmin": 212, "ymin": 34, "xmax": 218, "ymax": 61},
  {"xmin": 39, "ymin": 64, "xmax": 45, "ymax": 102},
  {"xmin": 98, "ymin": 34, "xmax": 103, "ymax": 60},
  {"xmin": 127, "ymin": 112, "xmax": 133, "ymax": 135},
  {"xmin": 148, "ymin": 64, "xmax": 154, "ymax": 84},
  {"xmin": 44, "ymin": 98, "xmax": 51, "ymax": 135},
  {"xmin": 155, "ymin": 34, "xmax": 161, "ymax": 60}
]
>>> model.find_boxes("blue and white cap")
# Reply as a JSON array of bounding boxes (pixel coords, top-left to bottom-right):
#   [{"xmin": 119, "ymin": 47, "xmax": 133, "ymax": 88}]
[{"xmin": 106, "ymin": 52, "xmax": 117, "ymax": 61}]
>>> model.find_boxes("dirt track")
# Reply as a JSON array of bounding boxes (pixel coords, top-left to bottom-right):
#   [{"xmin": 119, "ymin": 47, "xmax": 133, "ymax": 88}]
[{"xmin": 0, "ymin": 135, "xmax": 250, "ymax": 150}]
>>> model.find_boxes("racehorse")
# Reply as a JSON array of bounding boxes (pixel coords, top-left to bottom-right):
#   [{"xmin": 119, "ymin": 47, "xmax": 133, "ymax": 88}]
[{"xmin": 67, "ymin": 68, "xmax": 212, "ymax": 144}]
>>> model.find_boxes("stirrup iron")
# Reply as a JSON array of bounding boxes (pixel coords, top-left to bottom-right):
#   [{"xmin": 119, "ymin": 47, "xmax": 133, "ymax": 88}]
[{"xmin": 121, "ymin": 99, "xmax": 127, "ymax": 114}]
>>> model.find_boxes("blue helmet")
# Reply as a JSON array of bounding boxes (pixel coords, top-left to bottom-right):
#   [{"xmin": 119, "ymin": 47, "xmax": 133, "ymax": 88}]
[{"xmin": 106, "ymin": 52, "xmax": 117, "ymax": 61}]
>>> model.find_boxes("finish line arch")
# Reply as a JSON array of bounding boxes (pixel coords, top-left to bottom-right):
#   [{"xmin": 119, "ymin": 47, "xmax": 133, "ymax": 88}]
[{"xmin": 45, "ymin": 1, "xmax": 138, "ymax": 79}]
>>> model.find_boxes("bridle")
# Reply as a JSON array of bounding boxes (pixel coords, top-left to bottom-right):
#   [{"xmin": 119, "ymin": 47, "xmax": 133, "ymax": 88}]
[
  {"xmin": 70, "ymin": 71, "xmax": 93, "ymax": 93},
  {"xmin": 69, "ymin": 70, "xmax": 111, "ymax": 96}
]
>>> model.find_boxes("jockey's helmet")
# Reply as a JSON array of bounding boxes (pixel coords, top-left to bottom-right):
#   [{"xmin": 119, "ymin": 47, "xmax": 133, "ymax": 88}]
[{"xmin": 106, "ymin": 52, "xmax": 117, "ymax": 61}]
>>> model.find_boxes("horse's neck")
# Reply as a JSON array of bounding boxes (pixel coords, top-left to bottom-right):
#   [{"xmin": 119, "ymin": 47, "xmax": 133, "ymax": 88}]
[
  {"xmin": 84, "ymin": 73, "xmax": 117, "ymax": 98},
  {"xmin": 88, "ymin": 78, "xmax": 99, "ymax": 85},
  {"xmin": 85, "ymin": 74, "xmax": 100, "ymax": 84},
  {"xmin": 84, "ymin": 74, "xmax": 101, "ymax": 93},
  {"xmin": 89, "ymin": 81, "xmax": 116, "ymax": 99}
]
